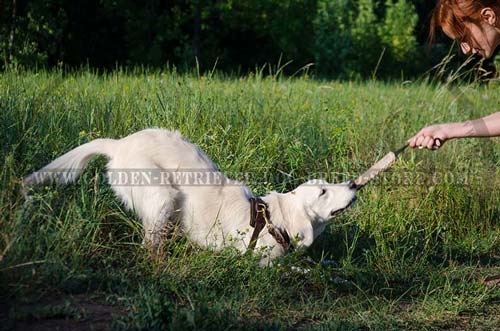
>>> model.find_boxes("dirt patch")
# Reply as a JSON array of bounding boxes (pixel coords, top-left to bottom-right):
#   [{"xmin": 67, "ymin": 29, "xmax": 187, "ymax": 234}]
[{"xmin": 0, "ymin": 294, "xmax": 126, "ymax": 331}]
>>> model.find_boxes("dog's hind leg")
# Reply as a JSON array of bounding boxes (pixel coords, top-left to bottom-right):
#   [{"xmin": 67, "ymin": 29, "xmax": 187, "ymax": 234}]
[
  {"xmin": 143, "ymin": 201, "xmax": 174, "ymax": 250},
  {"xmin": 140, "ymin": 188, "xmax": 181, "ymax": 252},
  {"xmin": 110, "ymin": 173, "xmax": 181, "ymax": 253}
]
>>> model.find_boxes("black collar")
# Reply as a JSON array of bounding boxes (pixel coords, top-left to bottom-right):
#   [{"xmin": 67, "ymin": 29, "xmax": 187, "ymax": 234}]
[{"xmin": 248, "ymin": 197, "xmax": 293, "ymax": 252}]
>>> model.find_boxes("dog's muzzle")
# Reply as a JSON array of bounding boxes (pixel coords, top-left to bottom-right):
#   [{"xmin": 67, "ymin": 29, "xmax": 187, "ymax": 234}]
[{"xmin": 330, "ymin": 196, "xmax": 357, "ymax": 217}]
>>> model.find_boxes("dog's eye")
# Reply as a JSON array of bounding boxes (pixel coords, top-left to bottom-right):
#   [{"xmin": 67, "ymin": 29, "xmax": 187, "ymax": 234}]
[{"xmin": 319, "ymin": 188, "xmax": 326, "ymax": 197}]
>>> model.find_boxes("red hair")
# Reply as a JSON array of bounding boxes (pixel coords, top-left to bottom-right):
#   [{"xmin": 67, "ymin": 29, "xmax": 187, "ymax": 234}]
[{"xmin": 430, "ymin": 0, "xmax": 500, "ymax": 44}]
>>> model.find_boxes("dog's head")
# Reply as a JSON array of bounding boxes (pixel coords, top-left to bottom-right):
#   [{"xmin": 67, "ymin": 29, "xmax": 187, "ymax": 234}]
[
  {"xmin": 292, "ymin": 179, "xmax": 357, "ymax": 223},
  {"xmin": 256, "ymin": 179, "xmax": 358, "ymax": 264}
]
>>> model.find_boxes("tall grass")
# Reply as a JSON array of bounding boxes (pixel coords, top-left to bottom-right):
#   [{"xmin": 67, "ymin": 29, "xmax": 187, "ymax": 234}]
[{"xmin": 0, "ymin": 69, "xmax": 499, "ymax": 330}]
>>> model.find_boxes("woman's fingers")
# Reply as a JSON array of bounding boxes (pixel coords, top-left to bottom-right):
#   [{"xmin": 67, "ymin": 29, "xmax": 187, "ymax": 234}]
[
  {"xmin": 415, "ymin": 135, "xmax": 425, "ymax": 148},
  {"xmin": 409, "ymin": 124, "xmax": 448, "ymax": 150},
  {"xmin": 408, "ymin": 135, "xmax": 419, "ymax": 148},
  {"xmin": 407, "ymin": 137, "xmax": 414, "ymax": 147},
  {"xmin": 408, "ymin": 133, "xmax": 443, "ymax": 150},
  {"xmin": 425, "ymin": 136, "xmax": 435, "ymax": 149},
  {"xmin": 420, "ymin": 136, "xmax": 432, "ymax": 149}
]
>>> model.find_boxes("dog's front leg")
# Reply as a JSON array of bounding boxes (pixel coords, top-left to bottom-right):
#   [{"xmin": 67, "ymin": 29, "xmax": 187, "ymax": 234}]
[
  {"xmin": 258, "ymin": 245, "xmax": 285, "ymax": 267},
  {"xmin": 294, "ymin": 224, "xmax": 314, "ymax": 250}
]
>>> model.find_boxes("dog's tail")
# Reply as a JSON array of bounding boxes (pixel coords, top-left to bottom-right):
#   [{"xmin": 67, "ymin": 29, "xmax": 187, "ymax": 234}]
[{"xmin": 24, "ymin": 138, "xmax": 116, "ymax": 187}]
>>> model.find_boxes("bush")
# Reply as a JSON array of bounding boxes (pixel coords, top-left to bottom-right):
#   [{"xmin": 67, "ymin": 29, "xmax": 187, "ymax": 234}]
[
  {"xmin": 351, "ymin": 0, "xmax": 382, "ymax": 76},
  {"xmin": 314, "ymin": 0, "xmax": 419, "ymax": 78},
  {"xmin": 313, "ymin": 0, "xmax": 356, "ymax": 77},
  {"xmin": 379, "ymin": 0, "xmax": 418, "ymax": 62},
  {"xmin": 378, "ymin": 0, "xmax": 419, "ymax": 76},
  {"xmin": 1, "ymin": 1, "xmax": 67, "ymax": 68},
  {"xmin": 0, "ymin": 0, "xmax": 440, "ymax": 78}
]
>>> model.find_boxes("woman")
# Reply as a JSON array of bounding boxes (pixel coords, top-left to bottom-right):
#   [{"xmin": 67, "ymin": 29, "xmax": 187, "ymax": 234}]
[{"xmin": 408, "ymin": 0, "xmax": 500, "ymax": 150}]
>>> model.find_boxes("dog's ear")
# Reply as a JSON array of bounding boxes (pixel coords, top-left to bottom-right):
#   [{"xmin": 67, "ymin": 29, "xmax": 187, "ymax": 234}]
[{"xmin": 302, "ymin": 179, "xmax": 327, "ymax": 186}]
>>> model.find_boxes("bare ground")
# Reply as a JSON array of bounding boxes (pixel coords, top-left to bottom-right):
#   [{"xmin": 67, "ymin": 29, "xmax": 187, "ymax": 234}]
[{"xmin": 0, "ymin": 294, "xmax": 125, "ymax": 331}]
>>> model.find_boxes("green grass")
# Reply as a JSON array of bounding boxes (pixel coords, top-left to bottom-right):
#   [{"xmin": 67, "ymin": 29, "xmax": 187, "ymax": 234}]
[{"xmin": 1, "ymin": 69, "xmax": 499, "ymax": 330}]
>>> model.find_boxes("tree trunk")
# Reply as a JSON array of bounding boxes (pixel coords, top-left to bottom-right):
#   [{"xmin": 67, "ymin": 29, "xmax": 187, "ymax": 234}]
[
  {"xmin": 8, "ymin": 0, "xmax": 17, "ymax": 65},
  {"xmin": 192, "ymin": 3, "xmax": 201, "ymax": 63}
]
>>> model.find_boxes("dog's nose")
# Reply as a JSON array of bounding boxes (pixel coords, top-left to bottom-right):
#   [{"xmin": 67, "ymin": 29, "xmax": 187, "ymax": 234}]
[{"xmin": 347, "ymin": 180, "xmax": 357, "ymax": 190}]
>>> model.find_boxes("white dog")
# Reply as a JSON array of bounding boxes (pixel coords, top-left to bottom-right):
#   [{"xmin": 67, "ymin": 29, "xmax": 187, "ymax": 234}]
[{"xmin": 24, "ymin": 129, "xmax": 357, "ymax": 265}]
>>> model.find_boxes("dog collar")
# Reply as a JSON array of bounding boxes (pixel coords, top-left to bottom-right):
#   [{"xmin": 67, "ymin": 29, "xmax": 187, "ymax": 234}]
[{"xmin": 248, "ymin": 197, "xmax": 293, "ymax": 252}]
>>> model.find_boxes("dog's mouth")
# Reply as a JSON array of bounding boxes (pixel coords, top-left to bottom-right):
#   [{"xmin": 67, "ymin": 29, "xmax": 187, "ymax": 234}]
[{"xmin": 330, "ymin": 196, "xmax": 357, "ymax": 217}]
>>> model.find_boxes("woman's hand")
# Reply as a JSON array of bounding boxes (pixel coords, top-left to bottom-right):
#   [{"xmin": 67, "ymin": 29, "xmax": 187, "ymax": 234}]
[{"xmin": 408, "ymin": 124, "xmax": 451, "ymax": 150}]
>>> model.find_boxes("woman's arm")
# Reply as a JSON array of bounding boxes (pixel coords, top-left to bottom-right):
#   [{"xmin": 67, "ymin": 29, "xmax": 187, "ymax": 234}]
[{"xmin": 408, "ymin": 112, "xmax": 500, "ymax": 149}]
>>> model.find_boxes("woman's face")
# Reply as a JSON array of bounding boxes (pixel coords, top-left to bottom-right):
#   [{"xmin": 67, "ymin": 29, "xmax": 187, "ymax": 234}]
[{"xmin": 442, "ymin": 8, "xmax": 500, "ymax": 59}]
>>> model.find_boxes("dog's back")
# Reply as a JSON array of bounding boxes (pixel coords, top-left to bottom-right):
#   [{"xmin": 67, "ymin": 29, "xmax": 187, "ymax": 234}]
[
  {"xmin": 115, "ymin": 128, "xmax": 219, "ymax": 171},
  {"xmin": 24, "ymin": 128, "xmax": 219, "ymax": 184},
  {"xmin": 23, "ymin": 128, "xmax": 224, "ymax": 247}
]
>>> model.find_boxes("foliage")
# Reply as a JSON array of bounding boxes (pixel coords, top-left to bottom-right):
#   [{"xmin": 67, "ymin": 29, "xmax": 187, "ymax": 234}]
[
  {"xmin": 313, "ymin": 0, "xmax": 355, "ymax": 77},
  {"xmin": 314, "ymin": 0, "xmax": 420, "ymax": 78},
  {"xmin": 0, "ymin": 0, "xmax": 471, "ymax": 78},
  {"xmin": 351, "ymin": 0, "xmax": 382, "ymax": 76},
  {"xmin": 379, "ymin": 0, "xmax": 418, "ymax": 62},
  {"xmin": 1, "ymin": 0, "xmax": 67, "ymax": 67}
]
